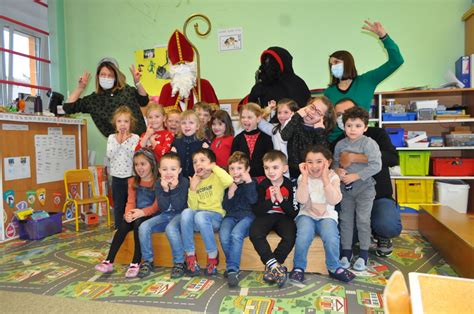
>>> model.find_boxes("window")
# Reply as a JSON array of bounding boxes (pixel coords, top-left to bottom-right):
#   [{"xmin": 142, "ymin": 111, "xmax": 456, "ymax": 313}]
[{"xmin": 0, "ymin": 10, "xmax": 50, "ymax": 107}]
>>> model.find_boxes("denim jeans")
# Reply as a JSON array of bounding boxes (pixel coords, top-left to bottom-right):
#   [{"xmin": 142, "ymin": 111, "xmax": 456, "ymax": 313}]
[
  {"xmin": 371, "ymin": 198, "xmax": 402, "ymax": 239},
  {"xmin": 138, "ymin": 212, "xmax": 184, "ymax": 263},
  {"xmin": 293, "ymin": 215, "xmax": 341, "ymax": 272},
  {"xmin": 218, "ymin": 215, "xmax": 254, "ymax": 272},
  {"xmin": 180, "ymin": 208, "xmax": 223, "ymax": 255}
]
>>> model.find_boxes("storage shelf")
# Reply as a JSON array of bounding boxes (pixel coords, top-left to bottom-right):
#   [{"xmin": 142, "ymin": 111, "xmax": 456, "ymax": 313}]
[
  {"xmin": 376, "ymin": 87, "xmax": 474, "ymax": 96},
  {"xmin": 396, "ymin": 147, "xmax": 474, "ymax": 151},
  {"xmin": 391, "ymin": 176, "xmax": 474, "ymax": 180},
  {"xmin": 382, "ymin": 118, "xmax": 474, "ymax": 124}
]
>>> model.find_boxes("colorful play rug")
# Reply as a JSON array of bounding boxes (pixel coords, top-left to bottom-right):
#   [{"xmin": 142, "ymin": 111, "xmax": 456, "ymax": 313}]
[{"xmin": 0, "ymin": 223, "xmax": 458, "ymax": 313}]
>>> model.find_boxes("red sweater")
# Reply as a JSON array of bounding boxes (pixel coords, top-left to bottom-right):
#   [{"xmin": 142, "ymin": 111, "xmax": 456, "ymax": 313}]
[
  {"xmin": 210, "ymin": 135, "xmax": 233, "ymax": 168},
  {"xmin": 135, "ymin": 129, "xmax": 174, "ymax": 161}
]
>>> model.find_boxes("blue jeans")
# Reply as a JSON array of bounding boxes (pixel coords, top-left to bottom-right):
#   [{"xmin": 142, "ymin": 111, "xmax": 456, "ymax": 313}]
[
  {"xmin": 293, "ymin": 215, "xmax": 341, "ymax": 272},
  {"xmin": 138, "ymin": 212, "xmax": 184, "ymax": 263},
  {"xmin": 180, "ymin": 208, "xmax": 223, "ymax": 255},
  {"xmin": 219, "ymin": 216, "xmax": 254, "ymax": 272},
  {"xmin": 371, "ymin": 198, "xmax": 402, "ymax": 239}
]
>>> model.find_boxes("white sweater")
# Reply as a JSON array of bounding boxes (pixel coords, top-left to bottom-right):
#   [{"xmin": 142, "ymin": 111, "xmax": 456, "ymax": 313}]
[{"xmin": 106, "ymin": 133, "xmax": 139, "ymax": 178}]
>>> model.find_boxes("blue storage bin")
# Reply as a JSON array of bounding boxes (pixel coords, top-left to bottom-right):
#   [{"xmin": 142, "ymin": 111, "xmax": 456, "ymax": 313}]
[
  {"xmin": 382, "ymin": 112, "xmax": 417, "ymax": 121},
  {"xmin": 18, "ymin": 212, "xmax": 63, "ymax": 240},
  {"xmin": 386, "ymin": 128, "xmax": 405, "ymax": 147}
]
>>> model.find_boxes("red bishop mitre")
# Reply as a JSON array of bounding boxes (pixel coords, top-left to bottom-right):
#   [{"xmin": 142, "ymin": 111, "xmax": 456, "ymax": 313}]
[{"xmin": 167, "ymin": 30, "xmax": 194, "ymax": 65}]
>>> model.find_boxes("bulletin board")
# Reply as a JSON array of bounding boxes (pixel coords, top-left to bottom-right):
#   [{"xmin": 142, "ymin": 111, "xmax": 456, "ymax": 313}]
[
  {"xmin": 134, "ymin": 46, "xmax": 170, "ymax": 97},
  {"xmin": 0, "ymin": 113, "xmax": 88, "ymax": 242}
]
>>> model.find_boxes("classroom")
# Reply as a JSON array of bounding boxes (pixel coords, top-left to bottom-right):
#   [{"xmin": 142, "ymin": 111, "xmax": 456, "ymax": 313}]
[{"xmin": 0, "ymin": 0, "xmax": 473, "ymax": 313}]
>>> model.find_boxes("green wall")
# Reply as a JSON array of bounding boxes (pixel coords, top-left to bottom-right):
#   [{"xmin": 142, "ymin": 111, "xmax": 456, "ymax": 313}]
[{"xmin": 60, "ymin": 0, "xmax": 472, "ymax": 165}]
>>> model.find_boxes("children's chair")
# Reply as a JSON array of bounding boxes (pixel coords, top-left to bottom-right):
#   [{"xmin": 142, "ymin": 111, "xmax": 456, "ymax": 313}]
[{"xmin": 63, "ymin": 169, "xmax": 111, "ymax": 231}]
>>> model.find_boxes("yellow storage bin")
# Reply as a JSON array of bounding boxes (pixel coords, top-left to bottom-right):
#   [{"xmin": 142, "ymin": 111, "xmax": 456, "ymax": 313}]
[
  {"xmin": 395, "ymin": 179, "xmax": 434, "ymax": 203},
  {"xmin": 399, "ymin": 151, "xmax": 431, "ymax": 176}
]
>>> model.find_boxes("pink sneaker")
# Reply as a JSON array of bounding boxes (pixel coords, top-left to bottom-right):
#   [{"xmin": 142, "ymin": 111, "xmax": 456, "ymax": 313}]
[
  {"xmin": 125, "ymin": 263, "xmax": 140, "ymax": 278},
  {"xmin": 95, "ymin": 261, "xmax": 113, "ymax": 273}
]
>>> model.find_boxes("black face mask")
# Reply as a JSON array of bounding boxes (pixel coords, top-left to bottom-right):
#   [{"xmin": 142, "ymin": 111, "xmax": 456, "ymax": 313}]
[{"xmin": 256, "ymin": 56, "xmax": 281, "ymax": 85}]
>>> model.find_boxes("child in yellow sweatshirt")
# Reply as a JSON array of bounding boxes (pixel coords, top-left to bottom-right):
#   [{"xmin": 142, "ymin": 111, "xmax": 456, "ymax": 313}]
[{"xmin": 180, "ymin": 148, "xmax": 233, "ymax": 276}]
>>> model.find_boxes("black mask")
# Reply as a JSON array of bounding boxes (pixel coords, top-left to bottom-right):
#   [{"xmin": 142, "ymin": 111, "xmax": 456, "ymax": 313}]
[{"xmin": 256, "ymin": 56, "xmax": 281, "ymax": 85}]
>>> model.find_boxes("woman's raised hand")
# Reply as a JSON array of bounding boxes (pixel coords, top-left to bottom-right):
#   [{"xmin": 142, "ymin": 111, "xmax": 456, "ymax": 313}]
[
  {"xmin": 78, "ymin": 71, "xmax": 90, "ymax": 90},
  {"xmin": 362, "ymin": 20, "xmax": 387, "ymax": 38},
  {"xmin": 129, "ymin": 64, "xmax": 142, "ymax": 84}
]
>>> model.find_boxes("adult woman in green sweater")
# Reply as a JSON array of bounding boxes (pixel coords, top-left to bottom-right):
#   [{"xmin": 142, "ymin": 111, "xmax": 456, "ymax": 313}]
[{"xmin": 324, "ymin": 20, "xmax": 404, "ymax": 142}]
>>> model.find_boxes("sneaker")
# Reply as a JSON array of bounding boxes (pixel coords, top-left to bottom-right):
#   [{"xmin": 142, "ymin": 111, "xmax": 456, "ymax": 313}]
[
  {"xmin": 329, "ymin": 267, "xmax": 356, "ymax": 282},
  {"xmin": 95, "ymin": 260, "xmax": 113, "ymax": 273},
  {"xmin": 289, "ymin": 268, "xmax": 305, "ymax": 283},
  {"xmin": 171, "ymin": 263, "xmax": 186, "ymax": 278},
  {"xmin": 340, "ymin": 257, "xmax": 351, "ymax": 269},
  {"xmin": 137, "ymin": 261, "xmax": 154, "ymax": 278},
  {"xmin": 185, "ymin": 254, "xmax": 201, "ymax": 276},
  {"xmin": 204, "ymin": 255, "xmax": 219, "ymax": 276},
  {"xmin": 352, "ymin": 257, "xmax": 367, "ymax": 271},
  {"xmin": 227, "ymin": 270, "xmax": 240, "ymax": 288},
  {"xmin": 263, "ymin": 266, "xmax": 275, "ymax": 284},
  {"xmin": 271, "ymin": 263, "xmax": 288, "ymax": 288},
  {"xmin": 375, "ymin": 236, "xmax": 393, "ymax": 257},
  {"xmin": 125, "ymin": 263, "xmax": 140, "ymax": 278}
]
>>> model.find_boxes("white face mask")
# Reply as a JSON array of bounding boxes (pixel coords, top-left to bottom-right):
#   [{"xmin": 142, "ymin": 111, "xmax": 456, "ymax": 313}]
[
  {"xmin": 99, "ymin": 77, "xmax": 115, "ymax": 90},
  {"xmin": 331, "ymin": 62, "xmax": 344, "ymax": 79},
  {"xmin": 336, "ymin": 115, "xmax": 344, "ymax": 130}
]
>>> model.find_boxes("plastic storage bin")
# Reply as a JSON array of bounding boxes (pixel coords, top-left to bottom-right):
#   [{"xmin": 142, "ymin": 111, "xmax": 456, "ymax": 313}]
[
  {"xmin": 431, "ymin": 157, "xmax": 474, "ymax": 176},
  {"xmin": 382, "ymin": 112, "xmax": 417, "ymax": 121},
  {"xmin": 396, "ymin": 179, "xmax": 434, "ymax": 203},
  {"xmin": 399, "ymin": 151, "xmax": 431, "ymax": 176},
  {"xmin": 445, "ymin": 134, "xmax": 474, "ymax": 147},
  {"xmin": 386, "ymin": 128, "xmax": 405, "ymax": 147},
  {"xmin": 18, "ymin": 212, "xmax": 63, "ymax": 240},
  {"xmin": 435, "ymin": 180, "xmax": 470, "ymax": 213}
]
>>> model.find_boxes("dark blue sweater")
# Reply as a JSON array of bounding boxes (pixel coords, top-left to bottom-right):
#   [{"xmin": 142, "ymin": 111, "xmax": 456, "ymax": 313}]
[
  {"xmin": 172, "ymin": 135, "xmax": 206, "ymax": 178},
  {"xmin": 223, "ymin": 179, "xmax": 258, "ymax": 219},
  {"xmin": 155, "ymin": 176, "xmax": 189, "ymax": 214}
]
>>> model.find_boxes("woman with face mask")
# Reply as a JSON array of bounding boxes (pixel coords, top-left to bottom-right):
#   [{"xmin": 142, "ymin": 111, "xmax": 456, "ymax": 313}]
[
  {"xmin": 63, "ymin": 57, "xmax": 149, "ymax": 137},
  {"xmin": 324, "ymin": 20, "xmax": 404, "ymax": 143}
]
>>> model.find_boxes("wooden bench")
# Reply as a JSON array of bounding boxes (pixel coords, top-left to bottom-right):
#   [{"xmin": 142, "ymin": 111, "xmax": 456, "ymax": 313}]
[
  {"xmin": 419, "ymin": 205, "xmax": 474, "ymax": 278},
  {"xmin": 115, "ymin": 232, "xmax": 327, "ymax": 274}
]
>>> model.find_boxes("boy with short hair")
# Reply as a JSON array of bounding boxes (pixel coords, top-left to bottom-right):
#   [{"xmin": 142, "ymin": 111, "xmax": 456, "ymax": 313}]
[
  {"xmin": 194, "ymin": 102, "xmax": 213, "ymax": 141},
  {"xmin": 165, "ymin": 109, "xmax": 181, "ymax": 135},
  {"xmin": 249, "ymin": 150, "xmax": 299, "ymax": 288},
  {"xmin": 219, "ymin": 151, "xmax": 258, "ymax": 287},
  {"xmin": 180, "ymin": 148, "xmax": 233, "ymax": 276},
  {"xmin": 333, "ymin": 106, "xmax": 382, "ymax": 271}
]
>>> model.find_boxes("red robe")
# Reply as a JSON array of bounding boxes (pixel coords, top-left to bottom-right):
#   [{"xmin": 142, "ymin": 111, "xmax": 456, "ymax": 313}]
[{"xmin": 159, "ymin": 78, "xmax": 219, "ymax": 112}]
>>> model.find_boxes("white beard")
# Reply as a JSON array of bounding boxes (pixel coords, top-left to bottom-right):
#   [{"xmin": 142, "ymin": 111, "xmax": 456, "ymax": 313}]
[{"xmin": 169, "ymin": 62, "xmax": 197, "ymax": 99}]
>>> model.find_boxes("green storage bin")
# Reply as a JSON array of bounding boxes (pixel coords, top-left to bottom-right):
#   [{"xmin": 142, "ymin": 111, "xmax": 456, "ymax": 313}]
[{"xmin": 399, "ymin": 151, "xmax": 431, "ymax": 176}]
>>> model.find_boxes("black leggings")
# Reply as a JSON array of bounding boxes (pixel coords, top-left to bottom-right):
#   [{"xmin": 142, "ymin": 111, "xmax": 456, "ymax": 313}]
[{"xmin": 106, "ymin": 217, "xmax": 149, "ymax": 264}]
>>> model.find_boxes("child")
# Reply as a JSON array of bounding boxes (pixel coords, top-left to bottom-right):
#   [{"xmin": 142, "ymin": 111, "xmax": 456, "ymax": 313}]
[
  {"xmin": 181, "ymin": 148, "xmax": 233, "ymax": 276},
  {"xmin": 333, "ymin": 106, "xmax": 382, "ymax": 271},
  {"xmin": 290, "ymin": 145, "xmax": 355, "ymax": 283},
  {"xmin": 95, "ymin": 148, "xmax": 159, "ymax": 277},
  {"xmin": 259, "ymin": 98, "xmax": 299, "ymax": 159},
  {"xmin": 281, "ymin": 96, "xmax": 336, "ymax": 178},
  {"xmin": 219, "ymin": 152, "xmax": 258, "ymax": 287},
  {"xmin": 194, "ymin": 101, "xmax": 213, "ymax": 141},
  {"xmin": 171, "ymin": 110, "xmax": 208, "ymax": 178},
  {"xmin": 135, "ymin": 104, "xmax": 174, "ymax": 161},
  {"xmin": 107, "ymin": 106, "xmax": 140, "ymax": 228},
  {"xmin": 249, "ymin": 150, "xmax": 298, "ymax": 288},
  {"xmin": 165, "ymin": 109, "xmax": 181, "ymax": 135},
  {"xmin": 231, "ymin": 103, "xmax": 273, "ymax": 180},
  {"xmin": 210, "ymin": 110, "xmax": 234, "ymax": 168},
  {"xmin": 138, "ymin": 152, "xmax": 189, "ymax": 278}
]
